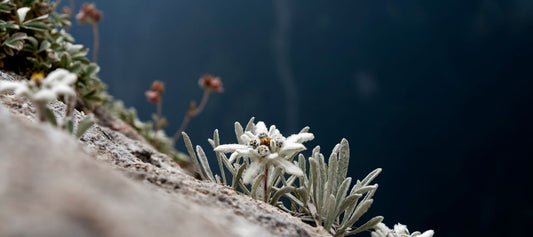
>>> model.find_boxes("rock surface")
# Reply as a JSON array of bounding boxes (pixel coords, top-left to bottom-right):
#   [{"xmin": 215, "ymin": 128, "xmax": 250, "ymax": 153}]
[{"xmin": 0, "ymin": 72, "xmax": 329, "ymax": 237}]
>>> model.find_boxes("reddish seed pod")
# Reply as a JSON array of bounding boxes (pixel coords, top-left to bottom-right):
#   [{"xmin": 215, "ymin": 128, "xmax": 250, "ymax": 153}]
[
  {"xmin": 150, "ymin": 81, "xmax": 165, "ymax": 94},
  {"xmin": 145, "ymin": 90, "xmax": 160, "ymax": 104},
  {"xmin": 198, "ymin": 74, "xmax": 223, "ymax": 93},
  {"xmin": 76, "ymin": 3, "xmax": 103, "ymax": 25}
]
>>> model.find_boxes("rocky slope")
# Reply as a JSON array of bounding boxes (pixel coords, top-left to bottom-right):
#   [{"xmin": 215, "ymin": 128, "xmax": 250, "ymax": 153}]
[{"xmin": 0, "ymin": 71, "xmax": 329, "ymax": 237}]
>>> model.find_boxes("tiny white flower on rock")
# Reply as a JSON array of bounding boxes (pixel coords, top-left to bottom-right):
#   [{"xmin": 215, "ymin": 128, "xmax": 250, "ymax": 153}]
[
  {"xmin": 0, "ymin": 69, "xmax": 77, "ymax": 121},
  {"xmin": 371, "ymin": 222, "xmax": 434, "ymax": 237},
  {"xmin": 0, "ymin": 68, "xmax": 76, "ymax": 103},
  {"xmin": 214, "ymin": 121, "xmax": 314, "ymax": 184}
]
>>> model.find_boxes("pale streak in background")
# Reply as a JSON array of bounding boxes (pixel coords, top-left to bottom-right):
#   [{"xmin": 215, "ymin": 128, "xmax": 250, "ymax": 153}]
[{"xmin": 274, "ymin": 0, "xmax": 298, "ymax": 132}]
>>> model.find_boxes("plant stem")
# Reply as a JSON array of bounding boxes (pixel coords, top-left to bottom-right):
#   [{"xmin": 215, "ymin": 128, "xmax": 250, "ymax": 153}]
[
  {"xmin": 155, "ymin": 99, "xmax": 162, "ymax": 132},
  {"xmin": 173, "ymin": 90, "xmax": 210, "ymax": 142},
  {"xmin": 52, "ymin": 0, "xmax": 61, "ymax": 11},
  {"xmin": 65, "ymin": 95, "xmax": 75, "ymax": 118},
  {"xmin": 70, "ymin": 0, "xmax": 75, "ymax": 11},
  {"xmin": 264, "ymin": 165, "xmax": 269, "ymax": 203},
  {"xmin": 36, "ymin": 102, "xmax": 47, "ymax": 122},
  {"xmin": 152, "ymin": 99, "xmax": 163, "ymax": 148},
  {"xmin": 66, "ymin": 0, "xmax": 75, "ymax": 32},
  {"xmin": 91, "ymin": 23, "xmax": 99, "ymax": 63},
  {"xmin": 195, "ymin": 90, "xmax": 211, "ymax": 115}
]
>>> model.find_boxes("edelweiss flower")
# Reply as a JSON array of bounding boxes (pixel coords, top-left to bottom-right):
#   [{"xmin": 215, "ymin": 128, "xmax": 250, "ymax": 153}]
[
  {"xmin": 0, "ymin": 68, "xmax": 77, "ymax": 102},
  {"xmin": 214, "ymin": 121, "xmax": 314, "ymax": 184},
  {"xmin": 0, "ymin": 69, "xmax": 77, "ymax": 122},
  {"xmin": 371, "ymin": 223, "xmax": 434, "ymax": 237}
]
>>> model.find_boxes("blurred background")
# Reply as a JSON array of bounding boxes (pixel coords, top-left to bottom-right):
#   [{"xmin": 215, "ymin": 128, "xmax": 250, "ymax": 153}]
[{"xmin": 67, "ymin": 0, "xmax": 532, "ymax": 236}]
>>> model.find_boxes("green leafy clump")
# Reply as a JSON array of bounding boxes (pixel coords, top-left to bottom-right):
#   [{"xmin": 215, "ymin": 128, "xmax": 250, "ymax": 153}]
[
  {"xmin": 182, "ymin": 117, "xmax": 383, "ymax": 236},
  {"xmin": 0, "ymin": 0, "xmax": 108, "ymax": 108},
  {"xmin": 0, "ymin": 0, "xmax": 187, "ymax": 164}
]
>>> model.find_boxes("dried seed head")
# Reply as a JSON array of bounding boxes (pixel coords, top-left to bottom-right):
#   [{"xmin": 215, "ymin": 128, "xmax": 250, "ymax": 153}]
[
  {"xmin": 76, "ymin": 3, "xmax": 103, "ymax": 25},
  {"xmin": 145, "ymin": 90, "xmax": 160, "ymax": 104},
  {"xmin": 150, "ymin": 80, "xmax": 165, "ymax": 93},
  {"xmin": 198, "ymin": 74, "xmax": 223, "ymax": 93},
  {"xmin": 145, "ymin": 81, "xmax": 165, "ymax": 103}
]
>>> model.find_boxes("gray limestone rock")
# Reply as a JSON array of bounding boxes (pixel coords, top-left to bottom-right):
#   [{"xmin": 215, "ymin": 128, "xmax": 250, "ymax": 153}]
[{"xmin": 0, "ymin": 76, "xmax": 329, "ymax": 237}]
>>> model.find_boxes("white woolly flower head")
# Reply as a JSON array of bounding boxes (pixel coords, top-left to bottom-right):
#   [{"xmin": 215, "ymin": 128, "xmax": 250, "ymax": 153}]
[
  {"xmin": 214, "ymin": 120, "xmax": 314, "ymax": 184},
  {"xmin": 371, "ymin": 222, "xmax": 434, "ymax": 237},
  {"xmin": 0, "ymin": 68, "xmax": 77, "ymax": 103}
]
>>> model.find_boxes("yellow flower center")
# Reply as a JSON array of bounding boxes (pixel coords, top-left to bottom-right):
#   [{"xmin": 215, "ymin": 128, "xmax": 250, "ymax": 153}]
[{"xmin": 31, "ymin": 71, "xmax": 45, "ymax": 82}]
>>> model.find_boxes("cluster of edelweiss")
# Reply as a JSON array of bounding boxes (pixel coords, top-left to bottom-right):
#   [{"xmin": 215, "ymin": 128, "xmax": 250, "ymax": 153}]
[{"xmin": 186, "ymin": 119, "xmax": 434, "ymax": 237}]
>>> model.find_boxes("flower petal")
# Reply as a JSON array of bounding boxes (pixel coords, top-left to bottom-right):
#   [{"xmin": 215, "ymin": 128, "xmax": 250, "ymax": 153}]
[
  {"xmin": 14, "ymin": 86, "xmax": 31, "ymax": 97},
  {"xmin": 51, "ymin": 84, "xmax": 75, "ymax": 96},
  {"xmin": 214, "ymin": 144, "xmax": 248, "ymax": 153},
  {"xmin": 274, "ymin": 159, "xmax": 303, "ymax": 177},
  {"xmin": 393, "ymin": 223, "xmax": 409, "ymax": 235},
  {"xmin": 32, "ymin": 89, "xmax": 56, "ymax": 102},
  {"xmin": 419, "ymin": 230, "xmax": 435, "ymax": 237},
  {"xmin": 241, "ymin": 132, "xmax": 257, "ymax": 143},
  {"xmin": 254, "ymin": 121, "xmax": 268, "ymax": 135},
  {"xmin": 236, "ymin": 149, "xmax": 256, "ymax": 159},
  {"xmin": 0, "ymin": 81, "xmax": 25, "ymax": 93},
  {"xmin": 242, "ymin": 160, "xmax": 264, "ymax": 184},
  {"xmin": 268, "ymin": 125, "xmax": 276, "ymax": 134},
  {"xmin": 228, "ymin": 152, "xmax": 241, "ymax": 163},
  {"xmin": 269, "ymin": 126, "xmax": 283, "ymax": 139},
  {"xmin": 266, "ymin": 153, "xmax": 279, "ymax": 160},
  {"xmin": 43, "ymin": 69, "xmax": 69, "ymax": 84},
  {"xmin": 280, "ymin": 142, "xmax": 306, "ymax": 154},
  {"xmin": 240, "ymin": 134, "xmax": 251, "ymax": 144},
  {"xmin": 371, "ymin": 223, "xmax": 391, "ymax": 237},
  {"xmin": 286, "ymin": 132, "xmax": 314, "ymax": 143},
  {"xmin": 61, "ymin": 73, "xmax": 77, "ymax": 85}
]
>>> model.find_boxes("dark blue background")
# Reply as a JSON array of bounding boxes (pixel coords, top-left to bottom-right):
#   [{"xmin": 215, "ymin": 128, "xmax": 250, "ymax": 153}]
[{"xmin": 68, "ymin": 0, "xmax": 533, "ymax": 236}]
